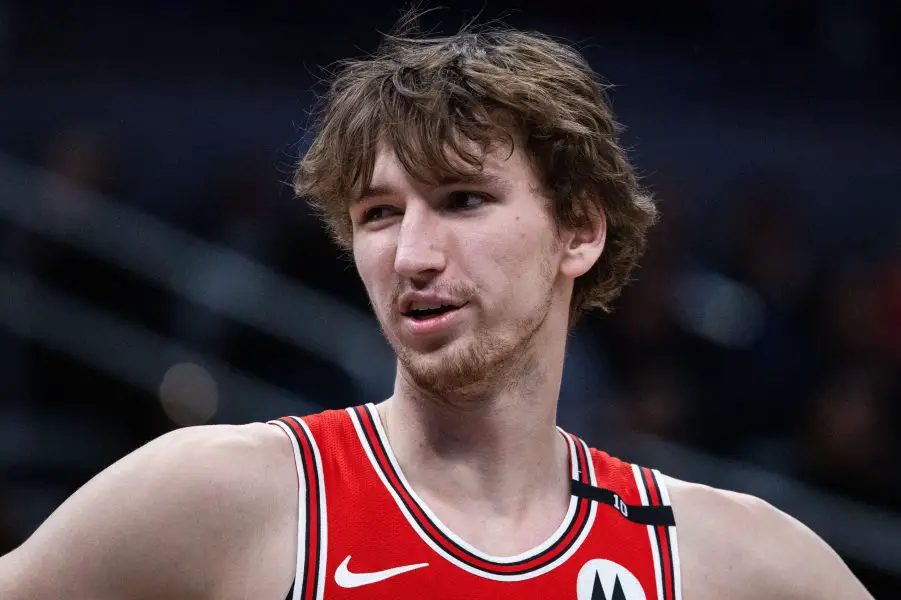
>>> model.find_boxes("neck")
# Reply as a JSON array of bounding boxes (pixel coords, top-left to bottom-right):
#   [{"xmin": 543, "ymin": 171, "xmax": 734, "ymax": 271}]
[{"xmin": 377, "ymin": 322, "xmax": 571, "ymax": 519}]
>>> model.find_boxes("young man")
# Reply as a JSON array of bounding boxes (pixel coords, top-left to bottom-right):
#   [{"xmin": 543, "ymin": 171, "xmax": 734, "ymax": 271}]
[{"xmin": 0, "ymin": 20, "xmax": 873, "ymax": 600}]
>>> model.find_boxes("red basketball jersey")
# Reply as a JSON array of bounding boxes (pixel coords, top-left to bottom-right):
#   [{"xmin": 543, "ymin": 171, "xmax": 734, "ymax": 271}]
[{"xmin": 270, "ymin": 404, "xmax": 682, "ymax": 600}]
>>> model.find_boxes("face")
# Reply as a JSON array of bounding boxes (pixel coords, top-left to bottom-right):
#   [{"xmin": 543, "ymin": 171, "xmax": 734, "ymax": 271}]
[{"xmin": 350, "ymin": 141, "xmax": 587, "ymax": 396}]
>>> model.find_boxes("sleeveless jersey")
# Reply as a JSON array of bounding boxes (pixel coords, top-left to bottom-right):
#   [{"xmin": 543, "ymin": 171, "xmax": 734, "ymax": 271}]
[{"xmin": 270, "ymin": 404, "xmax": 682, "ymax": 600}]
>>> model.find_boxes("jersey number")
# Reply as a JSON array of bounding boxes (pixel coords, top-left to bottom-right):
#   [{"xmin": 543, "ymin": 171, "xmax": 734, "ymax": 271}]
[{"xmin": 613, "ymin": 494, "xmax": 629, "ymax": 518}]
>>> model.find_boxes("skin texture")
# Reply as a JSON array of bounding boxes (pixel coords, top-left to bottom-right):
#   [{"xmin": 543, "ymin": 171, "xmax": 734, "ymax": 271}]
[
  {"xmin": 352, "ymin": 139, "xmax": 604, "ymax": 555},
  {"xmin": 669, "ymin": 479, "xmax": 874, "ymax": 600},
  {"xmin": 0, "ymin": 141, "xmax": 873, "ymax": 599},
  {"xmin": 0, "ymin": 423, "xmax": 299, "ymax": 600},
  {"xmin": 350, "ymin": 140, "xmax": 573, "ymax": 399}
]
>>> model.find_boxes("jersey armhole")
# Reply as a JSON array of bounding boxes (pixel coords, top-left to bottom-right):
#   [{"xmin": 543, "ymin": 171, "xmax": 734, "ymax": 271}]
[
  {"xmin": 631, "ymin": 465, "xmax": 683, "ymax": 600},
  {"xmin": 269, "ymin": 420, "xmax": 308, "ymax": 600},
  {"xmin": 655, "ymin": 473, "xmax": 683, "ymax": 600}
]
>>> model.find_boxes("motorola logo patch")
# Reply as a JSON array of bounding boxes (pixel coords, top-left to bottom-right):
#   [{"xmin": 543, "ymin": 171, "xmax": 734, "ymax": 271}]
[{"xmin": 577, "ymin": 559, "xmax": 646, "ymax": 600}]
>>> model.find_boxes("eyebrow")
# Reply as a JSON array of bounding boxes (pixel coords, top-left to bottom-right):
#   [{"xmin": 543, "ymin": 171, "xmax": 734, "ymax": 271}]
[{"xmin": 355, "ymin": 171, "xmax": 511, "ymax": 204}]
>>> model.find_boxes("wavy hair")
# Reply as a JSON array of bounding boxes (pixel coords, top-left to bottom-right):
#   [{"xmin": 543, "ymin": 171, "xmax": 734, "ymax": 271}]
[{"xmin": 295, "ymin": 15, "xmax": 658, "ymax": 320}]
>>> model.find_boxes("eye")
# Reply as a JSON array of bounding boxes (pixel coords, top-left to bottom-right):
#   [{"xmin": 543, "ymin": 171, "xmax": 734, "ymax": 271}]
[
  {"xmin": 360, "ymin": 205, "xmax": 399, "ymax": 223},
  {"xmin": 446, "ymin": 191, "xmax": 489, "ymax": 211}
]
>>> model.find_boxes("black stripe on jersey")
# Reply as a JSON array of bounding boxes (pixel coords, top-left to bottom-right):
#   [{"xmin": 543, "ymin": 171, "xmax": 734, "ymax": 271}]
[
  {"xmin": 356, "ymin": 405, "xmax": 593, "ymax": 575},
  {"xmin": 361, "ymin": 405, "xmax": 583, "ymax": 570},
  {"xmin": 278, "ymin": 417, "xmax": 321, "ymax": 600},
  {"xmin": 570, "ymin": 480, "xmax": 675, "ymax": 526},
  {"xmin": 636, "ymin": 466, "xmax": 666, "ymax": 600},
  {"xmin": 649, "ymin": 468, "xmax": 677, "ymax": 600}
]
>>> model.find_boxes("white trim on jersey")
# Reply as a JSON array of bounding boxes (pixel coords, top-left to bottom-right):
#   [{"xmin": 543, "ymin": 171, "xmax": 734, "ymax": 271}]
[
  {"xmin": 346, "ymin": 406, "xmax": 599, "ymax": 582},
  {"xmin": 368, "ymin": 403, "xmax": 580, "ymax": 563},
  {"xmin": 575, "ymin": 436, "xmax": 599, "ymax": 487},
  {"xmin": 271, "ymin": 418, "xmax": 329, "ymax": 600},
  {"xmin": 296, "ymin": 417, "xmax": 329, "ymax": 600},
  {"xmin": 270, "ymin": 419, "xmax": 307, "ymax": 600},
  {"xmin": 653, "ymin": 470, "xmax": 683, "ymax": 600},
  {"xmin": 632, "ymin": 463, "xmax": 665, "ymax": 600}
]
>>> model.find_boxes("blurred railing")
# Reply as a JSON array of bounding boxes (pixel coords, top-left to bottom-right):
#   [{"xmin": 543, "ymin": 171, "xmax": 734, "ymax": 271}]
[
  {"xmin": 0, "ymin": 153, "xmax": 396, "ymax": 397},
  {"xmin": 0, "ymin": 152, "xmax": 899, "ymax": 577},
  {"xmin": 0, "ymin": 266, "xmax": 309, "ymax": 424}
]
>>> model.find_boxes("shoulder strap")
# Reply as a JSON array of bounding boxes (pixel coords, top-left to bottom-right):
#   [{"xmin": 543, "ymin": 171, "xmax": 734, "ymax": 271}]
[
  {"xmin": 578, "ymin": 443, "xmax": 682, "ymax": 600},
  {"xmin": 632, "ymin": 465, "xmax": 682, "ymax": 600},
  {"xmin": 270, "ymin": 416, "xmax": 327, "ymax": 600},
  {"xmin": 571, "ymin": 479, "xmax": 675, "ymax": 526}
]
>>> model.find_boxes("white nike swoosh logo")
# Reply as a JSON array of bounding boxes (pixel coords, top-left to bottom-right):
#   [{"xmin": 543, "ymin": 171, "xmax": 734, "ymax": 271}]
[{"xmin": 334, "ymin": 555, "xmax": 429, "ymax": 588}]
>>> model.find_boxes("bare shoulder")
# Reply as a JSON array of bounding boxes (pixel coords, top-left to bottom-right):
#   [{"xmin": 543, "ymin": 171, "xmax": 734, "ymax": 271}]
[
  {"xmin": 666, "ymin": 477, "xmax": 873, "ymax": 600},
  {"xmin": 134, "ymin": 421, "xmax": 297, "ymax": 504},
  {"xmin": 81, "ymin": 421, "xmax": 298, "ymax": 537},
  {"xmin": 1, "ymin": 422, "xmax": 298, "ymax": 600}
]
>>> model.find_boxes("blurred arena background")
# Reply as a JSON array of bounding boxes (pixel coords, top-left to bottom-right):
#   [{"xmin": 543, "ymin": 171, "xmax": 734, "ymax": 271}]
[{"xmin": 0, "ymin": 0, "xmax": 899, "ymax": 595}]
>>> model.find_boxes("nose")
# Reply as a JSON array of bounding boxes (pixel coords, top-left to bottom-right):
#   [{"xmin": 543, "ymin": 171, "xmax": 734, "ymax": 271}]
[{"xmin": 393, "ymin": 205, "xmax": 446, "ymax": 283}]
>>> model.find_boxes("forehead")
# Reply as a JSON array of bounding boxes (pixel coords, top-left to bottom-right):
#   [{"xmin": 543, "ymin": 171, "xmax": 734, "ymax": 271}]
[{"xmin": 363, "ymin": 138, "xmax": 537, "ymax": 200}]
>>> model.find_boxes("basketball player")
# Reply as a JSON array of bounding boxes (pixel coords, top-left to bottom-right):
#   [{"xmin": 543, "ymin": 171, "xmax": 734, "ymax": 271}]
[{"xmin": 0, "ymin": 17, "xmax": 874, "ymax": 600}]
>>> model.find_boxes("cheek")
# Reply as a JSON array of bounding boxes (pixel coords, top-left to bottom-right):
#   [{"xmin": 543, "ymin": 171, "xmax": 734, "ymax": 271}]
[
  {"xmin": 354, "ymin": 240, "xmax": 392, "ymax": 303},
  {"xmin": 504, "ymin": 217, "xmax": 557, "ymax": 273},
  {"xmin": 471, "ymin": 220, "xmax": 556, "ymax": 303}
]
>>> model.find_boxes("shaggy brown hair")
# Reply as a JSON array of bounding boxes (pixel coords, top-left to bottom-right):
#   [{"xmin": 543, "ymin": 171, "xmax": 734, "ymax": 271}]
[{"xmin": 295, "ymin": 17, "xmax": 658, "ymax": 321}]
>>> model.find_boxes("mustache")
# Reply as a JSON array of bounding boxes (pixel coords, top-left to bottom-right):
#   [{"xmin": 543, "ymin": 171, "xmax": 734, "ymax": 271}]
[{"xmin": 391, "ymin": 281, "xmax": 479, "ymax": 304}]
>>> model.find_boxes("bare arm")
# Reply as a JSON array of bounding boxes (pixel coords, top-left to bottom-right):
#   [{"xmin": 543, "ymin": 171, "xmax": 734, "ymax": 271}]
[
  {"xmin": 0, "ymin": 423, "xmax": 298, "ymax": 600},
  {"xmin": 670, "ymin": 479, "xmax": 874, "ymax": 600}
]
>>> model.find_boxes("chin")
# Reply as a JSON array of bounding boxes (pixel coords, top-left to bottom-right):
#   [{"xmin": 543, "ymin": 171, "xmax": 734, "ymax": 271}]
[
  {"xmin": 395, "ymin": 335, "xmax": 493, "ymax": 395},
  {"xmin": 397, "ymin": 326, "xmax": 541, "ymax": 398}
]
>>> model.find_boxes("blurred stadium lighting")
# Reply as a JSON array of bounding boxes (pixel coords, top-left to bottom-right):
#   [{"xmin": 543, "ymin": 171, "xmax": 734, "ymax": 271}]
[{"xmin": 159, "ymin": 362, "xmax": 219, "ymax": 426}]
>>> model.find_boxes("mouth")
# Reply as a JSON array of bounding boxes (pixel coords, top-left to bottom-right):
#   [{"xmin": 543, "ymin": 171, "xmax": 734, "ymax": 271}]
[
  {"xmin": 399, "ymin": 301, "xmax": 469, "ymax": 336},
  {"xmin": 402, "ymin": 304, "xmax": 464, "ymax": 321}
]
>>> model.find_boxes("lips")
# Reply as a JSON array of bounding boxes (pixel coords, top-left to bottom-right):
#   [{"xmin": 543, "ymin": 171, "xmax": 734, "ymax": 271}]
[
  {"xmin": 398, "ymin": 293, "xmax": 466, "ymax": 317},
  {"xmin": 400, "ymin": 305, "xmax": 466, "ymax": 337},
  {"xmin": 404, "ymin": 303, "xmax": 461, "ymax": 320},
  {"xmin": 396, "ymin": 293, "xmax": 468, "ymax": 336}
]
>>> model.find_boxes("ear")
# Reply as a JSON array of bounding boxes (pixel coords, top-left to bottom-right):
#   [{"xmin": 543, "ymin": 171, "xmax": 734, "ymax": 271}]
[{"xmin": 559, "ymin": 208, "xmax": 607, "ymax": 279}]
